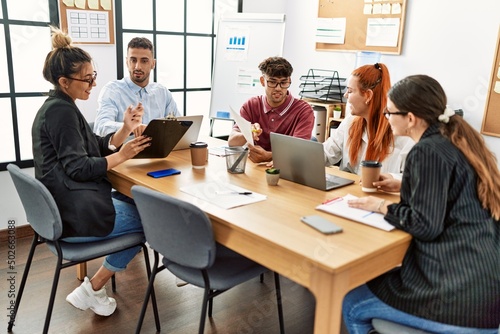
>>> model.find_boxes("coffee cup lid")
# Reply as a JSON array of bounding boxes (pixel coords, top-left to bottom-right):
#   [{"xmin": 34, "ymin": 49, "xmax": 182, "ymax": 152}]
[
  {"xmin": 361, "ymin": 160, "xmax": 382, "ymax": 167},
  {"xmin": 190, "ymin": 141, "xmax": 208, "ymax": 148}
]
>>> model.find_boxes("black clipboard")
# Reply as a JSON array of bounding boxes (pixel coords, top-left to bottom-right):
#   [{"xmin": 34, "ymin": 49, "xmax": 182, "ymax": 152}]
[{"xmin": 133, "ymin": 119, "xmax": 192, "ymax": 159}]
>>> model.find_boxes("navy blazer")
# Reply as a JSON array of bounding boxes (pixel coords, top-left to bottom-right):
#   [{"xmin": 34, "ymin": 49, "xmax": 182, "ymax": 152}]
[{"xmin": 32, "ymin": 90, "xmax": 116, "ymax": 238}]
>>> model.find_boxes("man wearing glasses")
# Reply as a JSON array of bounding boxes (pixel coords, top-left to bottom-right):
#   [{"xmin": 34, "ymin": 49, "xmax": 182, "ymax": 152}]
[
  {"xmin": 93, "ymin": 37, "xmax": 180, "ymax": 137},
  {"xmin": 228, "ymin": 57, "xmax": 315, "ymax": 163}
]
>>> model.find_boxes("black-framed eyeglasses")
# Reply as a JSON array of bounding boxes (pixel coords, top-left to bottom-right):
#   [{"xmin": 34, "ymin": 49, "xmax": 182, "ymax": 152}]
[
  {"xmin": 69, "ymin": 71, "xmax": 97, "ymax": 86},
  {"xmin": 383, "ymin": 108, "xmax": 408, "ymax": 119},
  {"xmin": 265, "ymin": 78, "xmax": 291, "ymax": 89}
]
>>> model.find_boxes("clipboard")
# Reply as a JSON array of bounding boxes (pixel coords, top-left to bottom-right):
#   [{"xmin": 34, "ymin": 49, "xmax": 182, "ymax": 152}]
[{"xmin": 133, "ymin": 119, "xmax": 192, "ymax": 159}]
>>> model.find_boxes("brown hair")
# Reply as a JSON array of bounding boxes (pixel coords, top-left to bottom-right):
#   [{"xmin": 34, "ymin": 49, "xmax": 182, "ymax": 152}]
[
  {"xmin": 42, "ymin": 26, "xmax": 93, "ymax": 89},
  {"xmin": 127, "ymin": 37, "xmax": 154, "ymax": 54},
  {"xmin": 348, "ymin": 63, "xmax": 394, "ymax": 165},
  {"xmin": 258, "ymin": 57, "xmax": 293, "ymax": 78},
  {"xmin": 389, "ymin": 74, "xmax": 500, "ymax": 220}
]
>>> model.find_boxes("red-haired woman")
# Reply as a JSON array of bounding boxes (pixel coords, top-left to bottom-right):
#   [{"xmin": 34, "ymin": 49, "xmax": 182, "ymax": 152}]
[{"xmin": 323, "ymin": 63, "xmax": 414, "ymax": 179}]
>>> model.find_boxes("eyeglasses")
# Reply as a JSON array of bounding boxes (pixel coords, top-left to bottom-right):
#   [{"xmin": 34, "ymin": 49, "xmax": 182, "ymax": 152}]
[
  {"xmin": 383, "ymin": 108, "xmax": 408, "ymax": 119},
  {"xmin": 68, "ymin": 71, "xmax": 97, "ymax": 86},
  {"xmin": 265, "ymin": 78, "xmax": 291, "ymax": 89}
]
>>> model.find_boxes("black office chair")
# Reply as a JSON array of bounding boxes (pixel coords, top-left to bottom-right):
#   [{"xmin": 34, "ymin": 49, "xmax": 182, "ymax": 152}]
[
  {"xmin": 131, "ymin": 185, "xmax": 285, "ymax": 334},
  {"xmin": 6, "ymin": 164, "xmax": 159, "ymax": 334}
]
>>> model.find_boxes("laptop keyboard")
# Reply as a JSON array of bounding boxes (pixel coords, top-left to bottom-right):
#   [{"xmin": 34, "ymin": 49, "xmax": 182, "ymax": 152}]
[{"xmin": 326, "ymin": 174, "xmax": 340, "ymax": 187}]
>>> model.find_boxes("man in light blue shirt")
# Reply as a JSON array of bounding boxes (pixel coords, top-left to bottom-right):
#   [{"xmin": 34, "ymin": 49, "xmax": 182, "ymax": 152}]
[{"xmin": 94, "ymin": 37, "xmax": 180, "ymax": 136}]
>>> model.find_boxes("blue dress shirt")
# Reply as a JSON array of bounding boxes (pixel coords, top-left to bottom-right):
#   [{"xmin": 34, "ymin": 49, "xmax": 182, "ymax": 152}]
[{"xmin": 94, "ymin": 76, "xmax": 180, "ymax": 136}]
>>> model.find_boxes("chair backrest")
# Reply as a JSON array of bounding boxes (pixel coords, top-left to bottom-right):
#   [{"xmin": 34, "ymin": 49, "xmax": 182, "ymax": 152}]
[
  {"xmin": 131, "ymin": 185, "xmax": 216, "ymax": 269},
  {"xmin": 7, "ymin": 164, "xmax": 63, "ymax": 241}
]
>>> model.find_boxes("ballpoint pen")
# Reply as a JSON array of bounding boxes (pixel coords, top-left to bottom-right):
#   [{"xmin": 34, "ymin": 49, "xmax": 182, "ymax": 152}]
[{"xmin": 216, "ymin": 191, "xmax": 252, "ymax": 195}]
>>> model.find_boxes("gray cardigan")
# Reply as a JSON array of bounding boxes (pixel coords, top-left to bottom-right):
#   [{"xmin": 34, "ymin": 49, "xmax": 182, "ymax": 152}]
[{"xmin": 368, "ymin": 123, "xmax": 500, "ymax": 328}]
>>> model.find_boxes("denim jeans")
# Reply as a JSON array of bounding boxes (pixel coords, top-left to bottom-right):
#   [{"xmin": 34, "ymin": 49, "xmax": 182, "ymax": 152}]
[
  {"xmin": 343, "ymin": 284, "xmax": 499, "ymax": 334},
  {"xmin": 62, "ymin": 197, "xmax": 144, "ymax": 272}
]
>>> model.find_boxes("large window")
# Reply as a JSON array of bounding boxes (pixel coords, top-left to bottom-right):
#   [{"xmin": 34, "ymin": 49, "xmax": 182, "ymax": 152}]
[
  {"xmin": 0, "ymin": 0, "xmax": 58, "ymax": 170},
  {"xmin": 116, "ymin": 0, "xmax": 240, "ymax": 128}
]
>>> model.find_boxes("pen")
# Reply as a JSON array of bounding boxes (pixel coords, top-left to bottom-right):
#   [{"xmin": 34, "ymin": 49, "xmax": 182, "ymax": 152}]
[
  {"xmin": 322, "ymin": 197, "xmax": 342, "ymax": 205},
  {"xmin": 216, "ymin": 191, "xmax": 252, "ymax": 195}
]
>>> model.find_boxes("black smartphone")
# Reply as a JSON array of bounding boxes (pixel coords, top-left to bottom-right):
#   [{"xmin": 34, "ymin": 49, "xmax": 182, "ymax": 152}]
[
  {"xmin": 147, "ymin": 168, "xmax": 181, "ymax": 178},
  {"xmin": 301, "ymin": 215, "xmax": 343, "ymax": 234}
]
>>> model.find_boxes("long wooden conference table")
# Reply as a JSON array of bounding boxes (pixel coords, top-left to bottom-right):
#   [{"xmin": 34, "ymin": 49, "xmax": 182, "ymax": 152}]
[{"xmin": 103, "ymin": 137, "xmax": 410, "ymax": 333}]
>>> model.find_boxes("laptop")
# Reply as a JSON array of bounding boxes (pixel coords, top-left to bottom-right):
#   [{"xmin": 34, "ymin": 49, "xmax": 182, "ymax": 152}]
[
  {"xmin": 133, "ymin": 119, "xmax": 192, "ymax": 159},
  {"xmin": 270, "ymin": 132, "xmax": 354, "ymax": 191},
  {"xmin": 173, "ymin": 115, "xmax": 204, "ymax": 150}
]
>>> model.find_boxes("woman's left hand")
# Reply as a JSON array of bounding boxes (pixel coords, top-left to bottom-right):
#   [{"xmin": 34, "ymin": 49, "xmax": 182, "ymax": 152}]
[{"xmin": 348, "ymin": 196, "xmax": 384, "ymax": 212}]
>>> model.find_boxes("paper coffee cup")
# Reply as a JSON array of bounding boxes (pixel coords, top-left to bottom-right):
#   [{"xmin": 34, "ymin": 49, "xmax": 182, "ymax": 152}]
[
  {"xmin": 190, "ymin": 142, "xmax": 208, "ymax": 169},
  {"xmin": 360, "ymin": 160, "xmax": 382, "ymax": 192}
]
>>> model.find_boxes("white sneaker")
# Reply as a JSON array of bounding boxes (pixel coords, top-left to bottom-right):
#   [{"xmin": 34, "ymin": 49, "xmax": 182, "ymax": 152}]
[{"xmin": 66, "ymin": 277, "xmax": 117, "ymax": 316}]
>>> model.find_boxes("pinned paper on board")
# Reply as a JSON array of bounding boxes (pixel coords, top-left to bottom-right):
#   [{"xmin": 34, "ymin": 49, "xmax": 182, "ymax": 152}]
[
  {"xmin": 59, "ymin": 0, "xmax": 115, "ymax": 44},
  {"xmin": 315, "ymin": 18, "xmax": 346, "ymax": 44},
  {"xmin": 366, "ymin": 18, "xmax": 400, "ymax": 47},
  {"xmin": 224, "ymin": 26, "xmax": 250, "ymax": 61}
]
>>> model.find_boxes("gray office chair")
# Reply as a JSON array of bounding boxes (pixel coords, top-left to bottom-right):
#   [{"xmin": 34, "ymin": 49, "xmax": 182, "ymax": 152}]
[
  {"xmin": 6, "ymin": 164, "xmax": 159, "ymax": 334},
  {"xmin": 369, "ymin": 319, "xmax": 431, "ymax": 334},
  {"xmin": 131, "ymin": 185, "xmax": 285, "ymax": 334}
]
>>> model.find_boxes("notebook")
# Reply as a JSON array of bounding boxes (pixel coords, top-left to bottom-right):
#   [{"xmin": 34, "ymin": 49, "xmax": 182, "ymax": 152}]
[
  {"xmin": 270, "ymin": 132, "xmax": 355, "ymax": 191},
  {"xmin": 172, "ymin": 115, "xmax": 204, "ymax": 150},
  {"xmin": 133, "ymin": 119, "xmax": 192, "ymax": 159}
]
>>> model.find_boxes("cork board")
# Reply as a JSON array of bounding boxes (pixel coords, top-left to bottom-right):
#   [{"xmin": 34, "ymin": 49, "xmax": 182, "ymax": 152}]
[
  {"xmin": 481, "ymin": 27, "xmax": 500, "ymax": 137},
  {"xmin": 59, "ymin": 0, "xmax": 115, "ymax": 44},
  {"xmin": 316, "ymin": 0, "xmax": 407, "ymax": 54}
]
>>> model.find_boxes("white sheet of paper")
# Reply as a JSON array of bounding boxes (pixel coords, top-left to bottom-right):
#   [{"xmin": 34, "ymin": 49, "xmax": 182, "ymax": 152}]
[
  {"xmin": 180, "ymin": 182, "xmax": 266, "ymax": 209},
  {"xmin": 316, "ymin": 194, "xmax": 395, "ymax": 231},
  {"xmin": 229, "ymin": 106, "xmax": 254, "ymax": 146}
]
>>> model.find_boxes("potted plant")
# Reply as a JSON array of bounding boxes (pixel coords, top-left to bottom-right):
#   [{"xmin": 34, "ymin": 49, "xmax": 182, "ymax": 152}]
[
  {"xmin": 333, "ymin": 106, "xmax": 342, "ymax": 119},
  {"xmin": 265, "ymin": 168, "xmax": 280, "ymax": 186}
]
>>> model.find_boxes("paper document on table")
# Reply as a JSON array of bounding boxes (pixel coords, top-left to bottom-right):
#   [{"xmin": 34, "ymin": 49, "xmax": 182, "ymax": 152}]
[
  {"xmin": 316, "ymin": 194, "xmax": 395, "ymax": 231},
  {"xmin": 229, "ymin": 106, "xmax": 254, "ymax": 146},
  {"xmin": 180, "ymin": 181, "xmax": 266, "ymax": 209}
]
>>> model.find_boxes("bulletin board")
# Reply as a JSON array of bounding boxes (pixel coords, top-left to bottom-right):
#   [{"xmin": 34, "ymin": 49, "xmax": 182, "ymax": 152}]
[
  {"xmin": 481, "ymin": 27, "xmax": 500, "ymax": 137},
  {"xmin": 316, "ymin": 0, "xmax": 407, "ymax": 54},
  {"xmin": 59, "ymin": 0, "xmax": 115, "ymax": 44}
]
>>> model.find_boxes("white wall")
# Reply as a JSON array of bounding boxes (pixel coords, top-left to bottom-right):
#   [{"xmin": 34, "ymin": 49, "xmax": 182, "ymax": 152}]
[{"xmin": 3, "ymin": 1, "xmax": 500, "ymax": 229}]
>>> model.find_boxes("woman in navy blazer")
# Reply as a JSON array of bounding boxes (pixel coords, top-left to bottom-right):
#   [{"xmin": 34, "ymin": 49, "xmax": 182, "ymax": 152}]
[{"xmin": 32, "ymin": 27, "xmax": 151, "ymax": 316}]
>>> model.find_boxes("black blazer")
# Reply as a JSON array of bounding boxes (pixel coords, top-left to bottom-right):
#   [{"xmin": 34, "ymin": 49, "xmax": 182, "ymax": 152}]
[{"xmin": 32, "ymin": 90, "xmax": 116, "ymax": 238}]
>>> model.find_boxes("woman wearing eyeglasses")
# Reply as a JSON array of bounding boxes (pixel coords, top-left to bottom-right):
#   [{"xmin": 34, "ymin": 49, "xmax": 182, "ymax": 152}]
[
  {"xmin": 32, "ymin": 27, "xmax": 151, "ymax": 316},
  {"xmin": 323, "ymin": 63, "xmax": 414, "ymax": 182},
  {"xmin": 344, "ymin": 75, "xmax": 500, "ymax": 333}
]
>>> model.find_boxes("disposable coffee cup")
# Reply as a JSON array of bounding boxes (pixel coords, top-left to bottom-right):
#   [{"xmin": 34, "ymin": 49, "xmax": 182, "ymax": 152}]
[
  {"xmin": 190, "ymin": 142, "xmax": 208, "ymax": 169},
  {"xmin": 225, "ymin": 146, "xmax": 248, "ymax": 174},
  {"xmin": 360, "ymin": 160, "xmax": 382, "ymax": 192}
]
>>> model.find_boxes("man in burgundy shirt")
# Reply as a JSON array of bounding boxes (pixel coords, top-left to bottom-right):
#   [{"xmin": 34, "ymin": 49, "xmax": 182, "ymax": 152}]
[{"xmin": 228, "ymin": 57, "xmax": 315, "ymax": 163}]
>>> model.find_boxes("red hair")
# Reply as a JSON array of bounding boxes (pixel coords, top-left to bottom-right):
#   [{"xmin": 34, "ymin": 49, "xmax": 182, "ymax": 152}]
[{"xmin": 348, "ymin": 63, "xmax": 394, "ymax": 165}]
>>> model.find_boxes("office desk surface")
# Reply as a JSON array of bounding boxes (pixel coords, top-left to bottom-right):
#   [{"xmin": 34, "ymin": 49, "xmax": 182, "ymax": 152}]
[{"xmin": 108, "ymin": 137, "xmax": 410, "ymax": 334}]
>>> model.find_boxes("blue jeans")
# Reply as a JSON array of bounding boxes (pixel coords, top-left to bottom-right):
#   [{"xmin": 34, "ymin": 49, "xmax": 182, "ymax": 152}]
[
  {"xmin": 343, "ymin": 284, "xmax": 499, "ymax": 334},
  {"xmin": 62, "ymin": 198, "xmax": 144, "ymax": 272}
]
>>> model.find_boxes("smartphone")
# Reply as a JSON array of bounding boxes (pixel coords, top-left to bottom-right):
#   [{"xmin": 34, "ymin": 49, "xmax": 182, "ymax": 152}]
[
  {"xmin": 301, "ymin": 215, "xmax": 343, "ymax": 234},
  {"xmin": 147, "ymin": 168, "xmax": 181, "ymax": 178}
]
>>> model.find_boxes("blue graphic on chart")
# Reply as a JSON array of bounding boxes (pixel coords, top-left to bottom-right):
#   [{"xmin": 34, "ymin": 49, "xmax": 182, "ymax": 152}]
[{"xmin": 224, "ymin": 27, "xmax": 249, "ymax": 61}]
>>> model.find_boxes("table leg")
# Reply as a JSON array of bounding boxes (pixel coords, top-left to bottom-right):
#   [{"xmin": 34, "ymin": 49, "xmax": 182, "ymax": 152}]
[
  {"xmin": 77, "ymin": 262, "xmax": 87, "ymax": 281},
  {"xmin": 310, "ymin": 268, "xmax": 350, "ymax": 334}
]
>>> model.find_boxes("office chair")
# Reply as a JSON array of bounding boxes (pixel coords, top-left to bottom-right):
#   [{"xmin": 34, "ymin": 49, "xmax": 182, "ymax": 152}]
[
  {"xmin": 131, "ymin": 185, "xmax": 285, "ymax": 334},
  {"xmin": 369, "ymin": 319, "xmax": 431, "ymax": 334},
  {"xmin": 6, "ymin": 164, "xmax": 159, "ymax": 334}
]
